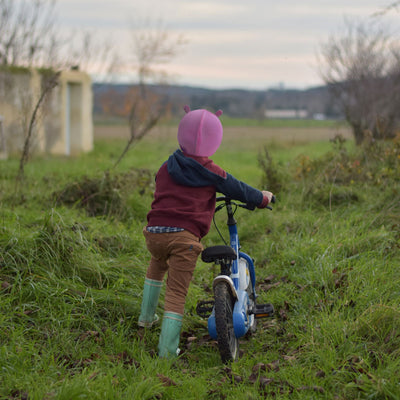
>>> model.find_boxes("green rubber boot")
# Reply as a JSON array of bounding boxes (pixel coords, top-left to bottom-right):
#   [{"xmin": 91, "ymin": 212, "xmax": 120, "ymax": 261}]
[
  {"xmin": 158, "ymin": 311, "xmax": 183, "ymax": 358},
  {"xmin": 138, "ymin": 278, "xmax": 162, "ymax": 327}
]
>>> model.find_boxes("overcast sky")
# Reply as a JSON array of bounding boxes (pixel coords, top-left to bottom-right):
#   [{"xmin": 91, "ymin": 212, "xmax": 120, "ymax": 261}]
[{"xmin": 56, "ymin": 0, "xmax": 398, "ymax": 90}]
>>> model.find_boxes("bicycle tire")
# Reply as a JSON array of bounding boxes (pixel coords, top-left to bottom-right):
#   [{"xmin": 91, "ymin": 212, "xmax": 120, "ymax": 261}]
[{"xmin": 214, "ymin": 281, "xmax": 239, "ymax": 363}]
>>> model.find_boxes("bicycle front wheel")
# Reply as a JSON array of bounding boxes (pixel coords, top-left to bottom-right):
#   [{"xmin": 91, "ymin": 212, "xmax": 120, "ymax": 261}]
[{"xmin": 214, "ymin": 281, "xmax": 239, "ymax": 363}]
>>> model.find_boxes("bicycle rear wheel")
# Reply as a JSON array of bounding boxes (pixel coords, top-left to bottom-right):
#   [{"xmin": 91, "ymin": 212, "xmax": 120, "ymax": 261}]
[{"xmin": 214, "ymin": 281, "xmax": 239, "ymax": 363}]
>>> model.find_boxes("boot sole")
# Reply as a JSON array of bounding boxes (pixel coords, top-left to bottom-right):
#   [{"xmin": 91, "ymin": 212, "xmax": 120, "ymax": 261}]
[{"xmin": 138, "ymin": 315, "xmax": 159, "ymax": 328}]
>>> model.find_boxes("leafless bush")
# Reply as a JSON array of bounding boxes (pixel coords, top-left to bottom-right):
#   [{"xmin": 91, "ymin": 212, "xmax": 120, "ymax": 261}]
[
  {"xmin": 111, "ymin": 18, "xmax": 187, "ymax": 168},
  {"xmin": 0, "ymin": 0, "xmax": 60, "ymax": 67}
]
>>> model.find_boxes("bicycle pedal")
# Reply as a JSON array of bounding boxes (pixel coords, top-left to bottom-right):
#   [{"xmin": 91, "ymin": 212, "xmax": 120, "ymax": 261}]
[
  {"xmin": 196, "ymin": 300, "xmax": 214, "ymax": 318},
  {"xmin": 253, "ymin": 303, "xmax": 274, "ymax": 319}
]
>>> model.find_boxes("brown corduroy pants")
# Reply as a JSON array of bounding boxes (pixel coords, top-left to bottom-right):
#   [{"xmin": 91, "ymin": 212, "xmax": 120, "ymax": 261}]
[{"xmin": 143, "ymin": 228, "xmax": 203, "ymax": 315}]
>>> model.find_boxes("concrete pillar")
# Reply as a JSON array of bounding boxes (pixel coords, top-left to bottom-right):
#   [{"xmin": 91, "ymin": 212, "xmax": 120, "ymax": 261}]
[{"xmin": 0, "ymin": 115, "xmax": 7, "ymax": 159}]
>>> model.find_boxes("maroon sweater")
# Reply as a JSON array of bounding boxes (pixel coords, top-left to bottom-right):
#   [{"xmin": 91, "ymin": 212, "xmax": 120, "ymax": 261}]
[{"xmin": 147, "ymin": 150, "xmax": 269, "ymax": 238}]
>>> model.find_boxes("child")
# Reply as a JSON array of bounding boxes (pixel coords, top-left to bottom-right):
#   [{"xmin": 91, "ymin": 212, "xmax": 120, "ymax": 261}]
[{"xmin": 138, "ymin": 105, "xmax": 273, "ymax": 358}]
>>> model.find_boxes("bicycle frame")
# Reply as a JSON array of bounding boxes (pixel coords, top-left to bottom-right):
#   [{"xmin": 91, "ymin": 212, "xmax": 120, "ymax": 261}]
[{"xmin": 207, "ymin": 199, "xmax": 257, "ymax": 339}]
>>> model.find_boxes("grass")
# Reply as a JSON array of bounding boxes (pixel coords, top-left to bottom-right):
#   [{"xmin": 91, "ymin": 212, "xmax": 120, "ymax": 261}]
[
  {"xmin": 0, "ymin": 123, "xmax": 399, "ymax": 399},
  {"xmin": 94, "ymin": 115, "xmax": 342, "ymax": 129},
  {"xmin": 219, "ymin": 116, "xmax": 342, "ymax": 129}
]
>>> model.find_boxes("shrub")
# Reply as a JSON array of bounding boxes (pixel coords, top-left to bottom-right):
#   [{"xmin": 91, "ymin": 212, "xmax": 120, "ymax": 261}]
[
  {"xmin": 258, "ymin": 146, "xmax": 289, "ymax": 194},
  {"xmin": 293, "ymin": 135, "xmax": 399, "ymax": 206},
  {"xmin": 53, "ymin": 169, "xmax": 154, "ymax": 220},
  {"xmin": 295, "ymin": 135, "xmax": 400, "ymax": 186}
]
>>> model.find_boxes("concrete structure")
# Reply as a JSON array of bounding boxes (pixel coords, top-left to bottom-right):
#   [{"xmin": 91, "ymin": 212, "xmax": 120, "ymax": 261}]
[
  {"xmin": 0, "ymin": 67, "xmax": 93, "ymax": 158},
  {"xmin": 0, "ymin": 115, "xmax": 6, "ymax": 159}
]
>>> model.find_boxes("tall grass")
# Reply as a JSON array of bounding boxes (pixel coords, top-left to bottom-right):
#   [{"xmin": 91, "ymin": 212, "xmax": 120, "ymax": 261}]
[{"xmin": 0, "ymin": 127, "xmax": 399, "ymax": 399}]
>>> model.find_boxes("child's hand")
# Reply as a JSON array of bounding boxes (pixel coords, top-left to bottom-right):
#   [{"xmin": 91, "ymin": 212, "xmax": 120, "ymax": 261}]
[{"xmin": 262, "ymin": 191, "xmax": 274, "ymax": 204}]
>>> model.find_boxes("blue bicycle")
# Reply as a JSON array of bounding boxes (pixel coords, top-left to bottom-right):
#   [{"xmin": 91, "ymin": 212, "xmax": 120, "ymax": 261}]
[{"xmin": 197, "ymin": 196, "xmax": 275, "ymax": 363}]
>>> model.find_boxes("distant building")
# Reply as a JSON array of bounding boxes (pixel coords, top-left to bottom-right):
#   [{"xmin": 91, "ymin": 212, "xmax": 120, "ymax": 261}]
[
  {"xmin": 0, "ymin": 67, "xmax": 93, "ymax": 158},
  {"xmin": 313, "ymin": 113, "xmax": 326, "ymax": 120},
  {"xmin": 264, "ymin": 109, "xmax": 308, "ymax": 119}
]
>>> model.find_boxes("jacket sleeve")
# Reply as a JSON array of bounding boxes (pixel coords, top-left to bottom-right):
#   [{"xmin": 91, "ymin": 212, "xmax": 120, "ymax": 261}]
[{"xmin": 214, "ymin": 173, "xmax": 264, "ymax": 207}]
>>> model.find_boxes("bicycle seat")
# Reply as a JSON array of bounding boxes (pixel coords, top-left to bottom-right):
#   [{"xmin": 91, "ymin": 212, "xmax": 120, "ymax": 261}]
[{"xmin": 201, "ymin": 245, "xmax": 237, "ymax": 263}]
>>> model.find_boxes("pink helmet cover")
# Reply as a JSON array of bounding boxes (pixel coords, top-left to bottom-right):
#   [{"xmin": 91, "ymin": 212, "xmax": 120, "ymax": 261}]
[{"xmin": 177, "ymin": 105, "xmax": 223, "ymax": 157}]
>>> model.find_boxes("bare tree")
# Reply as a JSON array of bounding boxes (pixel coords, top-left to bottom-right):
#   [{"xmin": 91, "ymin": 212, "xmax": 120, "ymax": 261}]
[
  {"xmin": 113, "ymin": 88, "xmax": 163, "ymax": 168},
  {"xmin": 1, "ymin": 1, "xmax": 185, "ymax": 175},
  {"xmin": 132, "ymin": 18, "xmax": 186, "ymax": 94},
  {"xmin": 16, "ymin": 71, "xmax": 60, "ymax": 183},
  {"xmin": 0, "ymin": 0, "xmax": 119, "ymax": 182},
  {"xmin": 319, "ymin": 19, "xmax": 400, "ymax": 144},
  {"xmin": 373, "ymin": 1, "xmax": 400, "ymax": 16},
  {"xmin": 0, "ymin": 0, "xmax": 62, "ymax": 184},
  {"xmin": 0, "ymin": 0, "xmax": 117, "ymax": 70},
  {"xmin": 65, "ymin": 30, "xmax": 121, "ymax": 79},
  {"xmin": 0, "ymin": 0, "xmax": 59, "ymax": 67},
  {"xmin": 112, "ymin": 19, "xmax": 186, "ymax": 168}
]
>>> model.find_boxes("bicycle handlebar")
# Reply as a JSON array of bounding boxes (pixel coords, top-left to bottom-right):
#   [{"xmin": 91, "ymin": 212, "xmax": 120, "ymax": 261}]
[{"xmin": 215, "ymin": 195, "xmax": 276, "ymax": 211}]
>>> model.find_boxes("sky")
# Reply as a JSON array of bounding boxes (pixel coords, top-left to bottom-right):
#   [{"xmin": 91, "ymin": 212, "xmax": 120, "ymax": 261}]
[{"xmin": 56, "ymin": 0, "xmax": 398, "ymax": 90}]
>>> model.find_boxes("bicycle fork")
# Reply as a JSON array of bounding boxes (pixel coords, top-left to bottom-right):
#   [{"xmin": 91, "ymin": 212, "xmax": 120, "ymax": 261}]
[{"xmin": 197, "ymin": 253, "xmax": 274, "ymax": 340}]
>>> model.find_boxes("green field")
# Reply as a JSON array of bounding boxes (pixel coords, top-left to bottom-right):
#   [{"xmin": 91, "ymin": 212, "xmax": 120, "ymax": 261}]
[{"xmin": 1, "ymin": 122, "xmax": 399, "ymax": 399}]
